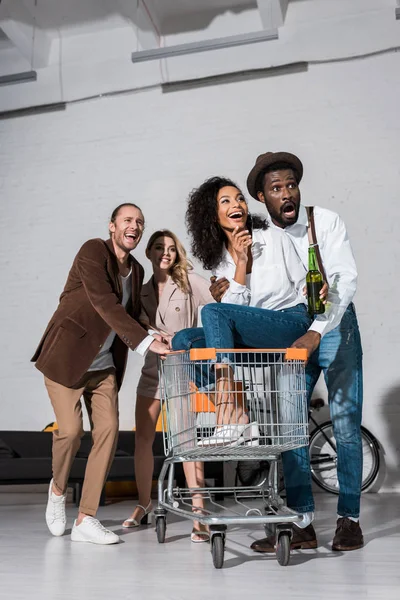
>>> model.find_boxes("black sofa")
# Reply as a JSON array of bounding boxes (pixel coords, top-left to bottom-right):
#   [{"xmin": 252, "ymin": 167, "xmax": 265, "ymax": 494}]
[{"xmin": 0, "ymin": 431, "xmax": 225, "ymax": 504}]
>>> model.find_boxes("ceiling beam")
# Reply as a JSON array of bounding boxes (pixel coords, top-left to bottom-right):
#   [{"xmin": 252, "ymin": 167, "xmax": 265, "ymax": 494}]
[
  {"xmin": 257, "ymin": 0, "xmax": 288, "ymax": 29},
  {"xmin": 0, "ymin": 0, "xmax": 52, "ymax": 69},
  {"xmin": 0, "ymin": 70, "xmax": 37, "ymax": 86},
  {"xmin": 132, "ymin": 29, "xmax": 279, "ymax": 63}
]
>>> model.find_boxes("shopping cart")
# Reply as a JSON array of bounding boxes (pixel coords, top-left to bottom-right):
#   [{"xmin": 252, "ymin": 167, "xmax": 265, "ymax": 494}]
[{"xmin": 155, "ymin": 347, "xmax": 309, "ymax": 568}]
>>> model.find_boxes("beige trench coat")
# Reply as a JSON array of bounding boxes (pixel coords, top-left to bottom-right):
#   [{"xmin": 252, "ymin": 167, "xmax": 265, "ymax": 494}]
[{"xmin": 137, "ymin": 272, "xmax": 214, "ymax": 399}]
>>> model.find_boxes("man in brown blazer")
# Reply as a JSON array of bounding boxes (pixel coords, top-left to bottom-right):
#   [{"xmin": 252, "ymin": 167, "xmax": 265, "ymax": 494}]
[{"xmin": 32, "ymin": 203, "xmax": 169, "ymax": 545}]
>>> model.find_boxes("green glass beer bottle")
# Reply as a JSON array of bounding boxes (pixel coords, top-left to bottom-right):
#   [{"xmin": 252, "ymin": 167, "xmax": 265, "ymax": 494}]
[{"xmin": 306, "ymin": 245, "xmax": 325, "ymax": 315}]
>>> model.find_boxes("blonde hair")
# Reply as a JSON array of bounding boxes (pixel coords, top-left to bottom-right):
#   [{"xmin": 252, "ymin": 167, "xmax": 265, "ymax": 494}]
[{"xmin": 146, "ymin": 230, "xmax": 193, "ymax": 295}]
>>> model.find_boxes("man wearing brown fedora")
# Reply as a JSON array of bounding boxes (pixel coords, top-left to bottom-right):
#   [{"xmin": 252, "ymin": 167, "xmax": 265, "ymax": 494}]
[
  {"xmin": 32, "ymin": 203, "xmax": 169, "ymax": 545},
  {"xmin": 243, "ymin": 151, "xmax": 362, "ymax": 552},
  {"xmin": 206, "ymin": 151, "xmax": 363, "ymax": 552}
]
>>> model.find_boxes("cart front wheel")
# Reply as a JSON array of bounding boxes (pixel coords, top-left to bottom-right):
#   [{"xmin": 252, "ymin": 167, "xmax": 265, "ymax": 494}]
[
  {"xmin": 276, "ymin": 532, "xmax": 291, "ymax": 566},
  {"xmin": 211, "ymin": 534, "xmax": 225, "ymax": 569},
  {"xmin": 156, "ymin": 516, "xmax": 166, "ymax": 543}
]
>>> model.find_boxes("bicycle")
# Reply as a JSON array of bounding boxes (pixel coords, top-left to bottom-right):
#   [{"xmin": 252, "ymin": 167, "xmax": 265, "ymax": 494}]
[{"xmin": 237, "ymin": 397, "xmax": 381, "ymax": 494}]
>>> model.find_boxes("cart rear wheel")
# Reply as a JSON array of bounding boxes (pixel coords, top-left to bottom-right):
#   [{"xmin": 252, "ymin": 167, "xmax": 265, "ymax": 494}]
[
  {"xmin": 211, "ymin": 534, "xmax": 225, "ymax": 569},
  {"xmin": 156, "ymin": 516, "xmax": 166, "ymax": 543},
  {"xmin": 276, "ymin": 532, "xmax": 291, "ymax": 566}
]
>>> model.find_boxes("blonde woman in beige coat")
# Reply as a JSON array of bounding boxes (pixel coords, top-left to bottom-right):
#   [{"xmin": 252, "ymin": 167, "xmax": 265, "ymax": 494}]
[{"xmin": 122, "ymin": 230, "xmax": 214, "ymax": 542}]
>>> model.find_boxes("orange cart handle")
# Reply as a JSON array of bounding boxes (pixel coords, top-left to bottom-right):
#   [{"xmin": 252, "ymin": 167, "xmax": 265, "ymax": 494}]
[{"xmin": 189, "ymin": 347, "xmax": 308, "ymax": 362}]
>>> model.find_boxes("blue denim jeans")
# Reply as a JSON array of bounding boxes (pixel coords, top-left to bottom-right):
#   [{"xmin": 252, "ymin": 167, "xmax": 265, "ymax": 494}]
[
  {"xmin": 281, "ymin": 303, "xmax": 363, "ymax": 517},
  {"xmin": 200, "ymin": 302, "xmax": 311, "ymax": 352},
  {"xmin": 172, "ymin": 303, "xmax": 312, "ymax": 389},
  {"xmin": 172, "ymin": 327, "xmax": 212, "ymax": 390},
  {"xmin": 173, "ymin": 303, "xmax": 364, "ymax": 519}
]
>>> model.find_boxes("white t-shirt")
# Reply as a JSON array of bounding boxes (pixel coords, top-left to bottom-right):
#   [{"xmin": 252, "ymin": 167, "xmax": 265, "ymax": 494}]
[
  {"xmin": 88, "ymin": 268, "xmax": 132, "ymax": 371},
  {"xmin": 214, "ymin": 227, "xmax": 306, "ymax": 311}
]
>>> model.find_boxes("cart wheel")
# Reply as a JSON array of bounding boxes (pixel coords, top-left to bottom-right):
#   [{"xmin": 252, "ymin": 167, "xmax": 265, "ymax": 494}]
[
  {"xmin": 211, "ymin": 534, "xmax": 225, "ymax": 569},
  {"xmin": 156, "ymin": 516, "xmax": 166, "ymax": 543},
  {"xmin": 276, "ymin": 532, "xmax": 291, "ymax": 566}
]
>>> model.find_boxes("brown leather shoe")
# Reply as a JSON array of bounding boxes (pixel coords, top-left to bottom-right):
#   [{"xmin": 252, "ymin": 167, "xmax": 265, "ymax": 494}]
[
  {"xmin": 250, "ymin": 523, "xmax": 318, "ymax": 553},
  {"xmin": 332, "ymin": 517, "xmax": 364, "ymax": 551}
]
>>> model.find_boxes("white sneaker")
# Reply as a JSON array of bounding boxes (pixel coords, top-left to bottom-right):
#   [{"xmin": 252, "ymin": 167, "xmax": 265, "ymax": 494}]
[
  {"xmin": 198, "ymin": 422, "xmax": 260, "ymax": 447},
  {"xmin": 45, "ymin": 479, "xmax": 67, "ymax": 537},
  {"xmin": 71, "ymin": 517, "xmax": 120, "ymax": 545}
]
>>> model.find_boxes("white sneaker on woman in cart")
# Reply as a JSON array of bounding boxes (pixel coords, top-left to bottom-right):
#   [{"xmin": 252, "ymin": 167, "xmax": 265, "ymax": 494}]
[
  {"xmin": 45, "ymin": 479, "xmax": 67, "ymax": 536},
  {"xmin": 198, "ymin": 422, "xmax": 260, "ymax": 447},
  {"xmin": 71, "ymin": 517, "xmax": 120, "ymax": 545}
]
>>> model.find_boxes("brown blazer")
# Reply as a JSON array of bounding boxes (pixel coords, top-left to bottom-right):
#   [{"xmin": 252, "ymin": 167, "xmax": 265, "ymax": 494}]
[{"xmin": 31, "ymin": 238, "xmax": 148, "ymax": 389}]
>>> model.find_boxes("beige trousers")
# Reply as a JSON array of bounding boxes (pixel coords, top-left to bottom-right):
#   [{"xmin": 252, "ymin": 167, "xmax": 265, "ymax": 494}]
[{"xmin": 44, "ymin": 368, "xmax": 119, "ymax": 516}]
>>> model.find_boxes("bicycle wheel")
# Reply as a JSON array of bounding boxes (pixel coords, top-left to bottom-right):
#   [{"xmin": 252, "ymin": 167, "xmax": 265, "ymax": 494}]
[{"xmin": 310, "ymin": 422, "xmax": 380, "ymax": 494}]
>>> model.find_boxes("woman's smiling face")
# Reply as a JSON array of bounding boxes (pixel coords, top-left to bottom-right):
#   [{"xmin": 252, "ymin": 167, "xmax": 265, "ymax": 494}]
[
  {"xmin": 147, "ymin": 236, "xmax": 177, "ymax": 272},
  {"xmin": 216, "ymin": 186, "xmax": 248, "ymax": 231}
]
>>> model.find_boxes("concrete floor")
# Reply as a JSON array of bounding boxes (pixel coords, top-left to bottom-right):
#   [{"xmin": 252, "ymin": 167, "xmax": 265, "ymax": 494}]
[{"xmin": 0, "ymin": 489, "xmax": 399, "ymax": 600}]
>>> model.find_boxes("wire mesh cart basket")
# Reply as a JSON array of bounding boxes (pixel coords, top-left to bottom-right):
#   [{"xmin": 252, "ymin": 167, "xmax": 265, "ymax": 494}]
[{"xmin": 155, "ymin": 347, "xmax": 309, "ymax": 568}]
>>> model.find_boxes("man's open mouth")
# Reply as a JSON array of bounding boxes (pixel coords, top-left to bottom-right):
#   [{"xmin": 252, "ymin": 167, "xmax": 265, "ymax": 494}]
[{"xmin": 281, "ymin": 201, "xmax": 297, "ymax": 218}]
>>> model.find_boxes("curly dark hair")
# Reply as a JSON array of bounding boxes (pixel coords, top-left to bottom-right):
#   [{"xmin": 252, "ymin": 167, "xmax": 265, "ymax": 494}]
[{"xmin": 186, "ymin": 176, "xmax": 268, "ymax": 271}]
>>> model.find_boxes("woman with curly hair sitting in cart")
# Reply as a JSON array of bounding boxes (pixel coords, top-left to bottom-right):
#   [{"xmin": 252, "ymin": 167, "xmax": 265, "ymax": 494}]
[{"xmin": 173, "ymin": 175, "xmax": 318, "ymax": 447}]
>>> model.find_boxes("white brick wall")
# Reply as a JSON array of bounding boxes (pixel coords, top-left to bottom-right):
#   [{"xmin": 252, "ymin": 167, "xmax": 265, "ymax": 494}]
[
  {"xmin": 0, "ymin": 0, "xmax": 397, "ymax": 112},
  {"xmin": 1, "ymin": 49, "xmax": 399, "ymax": 489}
]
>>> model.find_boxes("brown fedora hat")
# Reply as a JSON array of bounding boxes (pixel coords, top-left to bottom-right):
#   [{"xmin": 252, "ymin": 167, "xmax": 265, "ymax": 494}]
[{"xmin": 246, "ymin": 151, "xmax": 303, "ymax": 200}]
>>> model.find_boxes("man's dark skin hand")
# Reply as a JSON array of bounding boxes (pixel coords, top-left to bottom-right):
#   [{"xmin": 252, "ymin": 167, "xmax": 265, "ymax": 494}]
[
  {"xmin": 290, "ymin": 330, "xmax": 321, "ymax": 359},
  {"xmin": 209, "ymin": 276, "xmax": 230, "ymax": 302},
  {"xmin": 209, "ymin": 276, "xmax": 323, "ymax": 359}
]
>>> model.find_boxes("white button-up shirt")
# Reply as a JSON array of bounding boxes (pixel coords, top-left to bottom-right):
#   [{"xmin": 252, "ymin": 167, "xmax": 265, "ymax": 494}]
[
  {"xmin": 269, "ymin": 205, "xmax": 358, "ymax": 337},
  {"xmin": 214, "ymin": 227, "xmax": 307, "ymax": 311}
]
